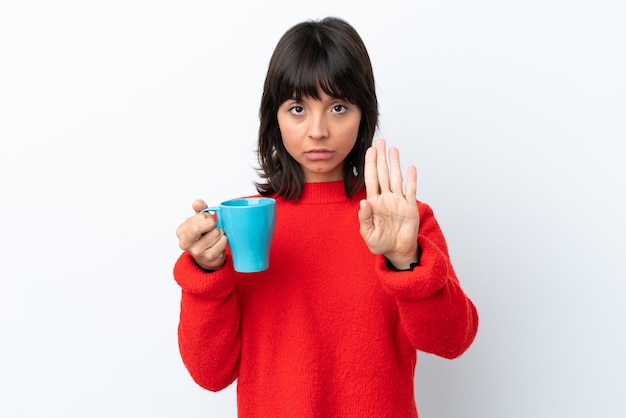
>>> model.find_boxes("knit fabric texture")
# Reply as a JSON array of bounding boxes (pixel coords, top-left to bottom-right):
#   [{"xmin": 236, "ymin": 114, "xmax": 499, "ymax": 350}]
[{"xmin": 174, "ymin": 180, "xmax": 478, "ymax": 417}]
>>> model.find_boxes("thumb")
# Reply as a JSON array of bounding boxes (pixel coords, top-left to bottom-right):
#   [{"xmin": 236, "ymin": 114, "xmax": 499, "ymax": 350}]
[
  {"xmin": 358, "ymin": 199, "xmax": 374, "ymax": 235},
  {"xmin": 192, "ymin": 199, "xmax": 208, "ymax": 214}
]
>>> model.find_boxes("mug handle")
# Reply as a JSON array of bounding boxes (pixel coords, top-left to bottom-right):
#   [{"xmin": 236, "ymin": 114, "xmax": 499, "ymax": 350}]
[{"xmin": 200, "ymin": 206, "xmax": 222, "ymax": 228}]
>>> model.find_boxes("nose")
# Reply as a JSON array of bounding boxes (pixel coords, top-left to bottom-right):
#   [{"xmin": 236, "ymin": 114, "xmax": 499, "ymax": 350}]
[{"xmin": 307, "ymin": 113, "xmax": 329, "ymax": 140}]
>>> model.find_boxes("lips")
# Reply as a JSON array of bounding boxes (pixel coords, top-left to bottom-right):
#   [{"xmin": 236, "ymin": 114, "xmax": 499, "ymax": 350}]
[{"xmin": 305, "ymin": 149, "xmax": 334, "ymax": 161}]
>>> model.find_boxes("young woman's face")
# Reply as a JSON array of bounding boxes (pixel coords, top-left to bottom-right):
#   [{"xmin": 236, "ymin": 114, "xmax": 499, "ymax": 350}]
[{"xmin": 277, "ymin": 91, "xmax": 362, "ymax": 183}]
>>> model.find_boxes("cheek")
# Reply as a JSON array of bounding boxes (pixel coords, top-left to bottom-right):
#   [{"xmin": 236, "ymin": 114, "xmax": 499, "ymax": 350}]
[
  {"xmin": 346, "ymin": 112, "xmax": 362, "ymax": 138},
  {"xmin": 341, "ymin": 120, "xmax": 361, "ymax": 148},
  {"xmin": 278, "ymin": 125, "xmax": 295, "ymax": 151},
  {"xmin": 278, "ymin": 120, "xmax": 307, "ymax": 153},
  {"xmin": 277, "ymin": 115, "xmax": 294, "ymax": 141},
  {"xmin": 277, "ymin": 124, "xmax": 299, "ymax": 158}
]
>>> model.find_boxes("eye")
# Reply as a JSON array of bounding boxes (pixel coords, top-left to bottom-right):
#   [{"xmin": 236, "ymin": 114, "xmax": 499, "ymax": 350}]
[
  {"xmin": 289, "ymin": 105, "xmax": 304, "ymax": 115},
  {"xmin": 332, "ymin": 104, "xmax": 348, "ymax": 114}
]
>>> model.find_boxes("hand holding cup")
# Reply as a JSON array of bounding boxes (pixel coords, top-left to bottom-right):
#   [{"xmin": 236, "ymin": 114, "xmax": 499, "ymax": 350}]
[{"xmin": 176, "ymin": 199, "xmax": 228, "ymax": 271}]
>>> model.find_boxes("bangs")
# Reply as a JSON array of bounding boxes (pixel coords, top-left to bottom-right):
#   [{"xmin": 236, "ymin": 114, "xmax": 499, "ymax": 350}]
[
  {"xmin": 275, "ymin": 37, "xmax": 359, "ymax": 104},
  {"xmin": 286, "ymin": 61, "xmax": 348, "ymax": 103}
]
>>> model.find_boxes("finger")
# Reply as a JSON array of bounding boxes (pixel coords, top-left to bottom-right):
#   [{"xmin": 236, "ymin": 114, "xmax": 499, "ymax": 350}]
[
  {"xmin": 205, "ymin": 228, "xmax": 225, "ymax": 249},
  {"xmin": 194, "ymin": 226, "xmax": 224, "ymax": 252},
  {"xmin": 405, "ymin": 165, "xmax": 418, "ymax": 207},
  {"xmin": 364, "ymin": 145, "xmax": 379, "ymax": 198},
  {"xmin": 190, "ymin": 232, "xmax": 227, "ymax": 269},
  {"xmin": 206, "ymin": 232, "xmax": 227, "ymax": 258},
  {"xmin": 388, "ymin": 147, "xmax": 403, "ymax": 195},
  {"xmin": 177, "ymin": 215, "xmax": 214, "ymax": 249},
  {"xmin": 375, "ymin": 139, "xmax": 391, "ymax": 193},
  {"xmin": 192, "ymin": 199, "xmax": 208, "ymax": 214},
  {"xmin": 186, "ymin": 212, "xmax": 219, "ymax": 244}
]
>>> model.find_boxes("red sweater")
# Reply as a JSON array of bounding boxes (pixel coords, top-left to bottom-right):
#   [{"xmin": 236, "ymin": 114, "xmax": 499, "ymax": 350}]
[{"xmin": 174, "ymin": 181, "xmax": 478, "ymax": 417}]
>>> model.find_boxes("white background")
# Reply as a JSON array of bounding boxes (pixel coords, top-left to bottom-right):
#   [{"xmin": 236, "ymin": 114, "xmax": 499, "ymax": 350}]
[{"xmin": 1, "ymin": 1, "xmax": 625, "ymax": 417}]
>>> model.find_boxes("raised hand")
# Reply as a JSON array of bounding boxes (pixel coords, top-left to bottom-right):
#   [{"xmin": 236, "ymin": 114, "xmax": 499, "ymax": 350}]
[
  {"xmin": 176, "ymin": 199, "xmax": 227, "ymax": 271},
  {"xmin": 358, "ymin": 139, "xmax": 420, "ymax": 270}
]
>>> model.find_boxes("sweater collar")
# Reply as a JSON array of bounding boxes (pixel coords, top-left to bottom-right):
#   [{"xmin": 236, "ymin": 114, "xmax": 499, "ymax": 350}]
[{"xmin": 296, "ymin": 180, "xmax": 365, "ymax": 204}]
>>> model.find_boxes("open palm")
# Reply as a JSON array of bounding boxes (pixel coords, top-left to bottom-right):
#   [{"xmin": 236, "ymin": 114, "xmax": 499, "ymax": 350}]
[{"xmin": 358, "ymin": 139, "xmax": 420, "ymax": 270}]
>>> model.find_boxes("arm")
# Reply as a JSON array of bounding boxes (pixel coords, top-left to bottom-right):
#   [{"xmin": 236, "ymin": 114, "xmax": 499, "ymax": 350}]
[
  {"xmin": 358, "ymin": 139, "xmax": 478, "ymax": 358},
  {"xmin": 174, "ymin": 252, "xmax": 241, "ymax": 391},
  {"xmin": 173, "ymin": 199, "xmax": 240, "ymax": 391},
  {"xmin": 376, "ymin": 203, "xmax": 478, "ymax": 358}
]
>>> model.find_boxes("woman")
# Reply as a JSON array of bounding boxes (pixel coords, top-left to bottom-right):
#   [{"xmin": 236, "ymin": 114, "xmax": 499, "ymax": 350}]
[{"xmin": 174, "ymin": 17, "xmax": 478, "ymax": 417}]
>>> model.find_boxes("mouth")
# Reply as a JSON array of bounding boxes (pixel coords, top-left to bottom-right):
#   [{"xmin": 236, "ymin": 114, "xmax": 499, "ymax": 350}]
[{"xmin": 304, "ymin": 149, "xmax": 335, "ymax": 161}]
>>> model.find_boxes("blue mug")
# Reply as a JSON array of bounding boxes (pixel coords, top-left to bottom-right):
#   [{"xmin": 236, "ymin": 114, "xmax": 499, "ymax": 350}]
[{"xmin": 202, "ymin": 197, "xmax": 276, "ymax": 273}]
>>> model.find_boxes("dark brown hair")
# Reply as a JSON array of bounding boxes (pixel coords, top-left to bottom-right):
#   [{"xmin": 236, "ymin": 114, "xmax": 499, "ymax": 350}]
[{"xmin": 255, "ymin": 17, "xmax": 379, "ymax": 200}]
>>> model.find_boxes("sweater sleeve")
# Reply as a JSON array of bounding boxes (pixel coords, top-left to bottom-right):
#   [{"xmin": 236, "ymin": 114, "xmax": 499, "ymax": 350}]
[
  {"xmin": 375, "ymin": 203, "xmax": 479, "ymax": 359},
  {"xmin": 173, "ymin": 251, "xmax": 241, "ymax": 391}
]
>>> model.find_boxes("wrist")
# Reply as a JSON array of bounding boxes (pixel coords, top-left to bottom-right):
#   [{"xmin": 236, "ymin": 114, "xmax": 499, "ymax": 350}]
[
  {"xmin": 194, "ymin": 255, "xmax": 226, "ymax": 272},
  {"xmin": 385, "ymin": 246, "xmax": 422, "ymax": 271}
]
